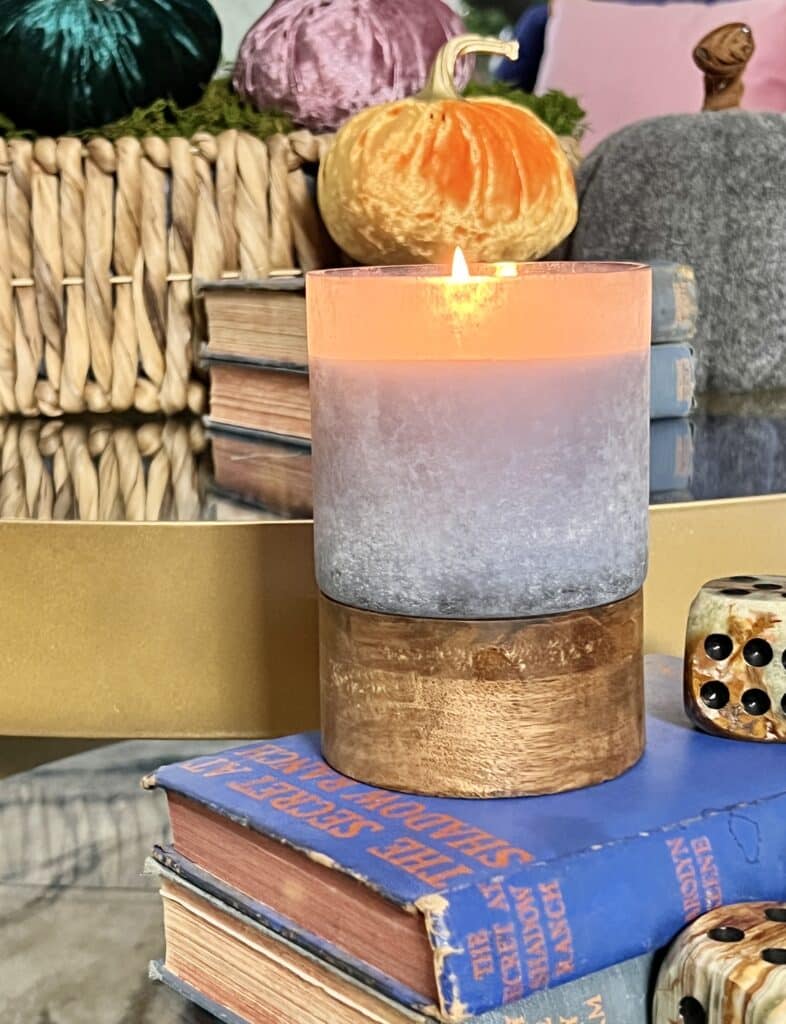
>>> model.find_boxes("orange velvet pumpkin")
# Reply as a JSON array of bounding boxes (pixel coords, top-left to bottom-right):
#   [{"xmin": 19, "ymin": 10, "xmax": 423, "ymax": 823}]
[{"xmin": 318, "ymin": 35, "xmax": 578, "ymax": 265}]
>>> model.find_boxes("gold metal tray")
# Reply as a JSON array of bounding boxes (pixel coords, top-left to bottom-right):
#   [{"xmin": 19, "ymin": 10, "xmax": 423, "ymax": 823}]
[
  {"xmin": 2, "ymin": 399, "xmax": 786, "ymax": 741},
  {"xmin": 0, "ymin": 518, "xmax": 318, "ymax": 739},
  {"xmin": 1, "ymin": 496, "xmax": 784, "ymax": 740}
]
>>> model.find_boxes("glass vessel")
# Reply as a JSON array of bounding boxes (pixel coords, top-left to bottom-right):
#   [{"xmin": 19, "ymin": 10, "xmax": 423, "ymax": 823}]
[{"xmin": 307, "ymin": 262, "xmax": 651, "ymax": 619}]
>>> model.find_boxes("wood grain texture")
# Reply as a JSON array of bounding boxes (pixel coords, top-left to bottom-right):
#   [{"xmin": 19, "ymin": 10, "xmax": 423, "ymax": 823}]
[
  {"xmin": 653, "ymin": 901, "xmax": 786, "ymax": 1023},
  {"xmin": 320, "ymin": 591, "xmax": 644, "ymax": 797}
]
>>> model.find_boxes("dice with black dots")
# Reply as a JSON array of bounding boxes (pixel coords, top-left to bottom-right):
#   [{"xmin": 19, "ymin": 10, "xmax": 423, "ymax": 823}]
[
  {"xmin": 653, "ymin": 901, "xmax": 786, "ymax": 1023},
  {"xmin": 684, "ymin": 575, "xmax": 786, "ymax": 742}
]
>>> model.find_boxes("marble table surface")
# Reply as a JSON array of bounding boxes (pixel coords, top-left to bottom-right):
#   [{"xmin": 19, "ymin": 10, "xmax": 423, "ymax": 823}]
[{"xmin": 0, "ymin": 739, "xmax": 231, "ymax": 1023}]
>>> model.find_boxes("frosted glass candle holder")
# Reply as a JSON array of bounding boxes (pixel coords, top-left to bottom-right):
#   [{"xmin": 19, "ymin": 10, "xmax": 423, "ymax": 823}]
[{"xmin": 307, "ymin": 262, "xmax": 651, "ymax": 620}]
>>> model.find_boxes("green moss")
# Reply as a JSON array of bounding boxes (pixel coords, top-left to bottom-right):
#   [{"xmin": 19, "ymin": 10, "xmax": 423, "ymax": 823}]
[
  {"xmin": 0, "ymin": 110, "xmax": 23, "ymax": 137},
  {"xmin": 0, "ymin": 72, "xmax": 584, "ymax": 146},
  {"xmin": 464, "ymin": 80, "xmax": 587, "ymax": 139},
  {"xmin": 463, "ymin": 7, "xmax": 510, "ymax": 37},
  {"xmin": 0, "ymin": 78, "xmax": 293, "ymax": 141}
]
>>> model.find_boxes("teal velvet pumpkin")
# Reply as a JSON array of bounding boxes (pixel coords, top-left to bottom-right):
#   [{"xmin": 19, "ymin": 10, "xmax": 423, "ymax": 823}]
[{"xmin": 0, "ymin": 0, "xmax": 222, "ymax": 135}]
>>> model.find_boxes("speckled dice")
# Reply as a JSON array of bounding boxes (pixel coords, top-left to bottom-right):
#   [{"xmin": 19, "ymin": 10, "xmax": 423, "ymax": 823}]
[
  {"xmin": 653, "ymin": 901, "xmax": 786, "ymax": 1023},
  {"xmin": 684, "ymin": 575, "xmax": 786, "ymax": 742}
]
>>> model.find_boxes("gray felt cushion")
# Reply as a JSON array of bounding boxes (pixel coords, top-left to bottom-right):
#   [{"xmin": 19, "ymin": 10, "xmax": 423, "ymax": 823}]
[{"xmin": 562, "ymin": 111, "xmax": 786, "ymax": 393}]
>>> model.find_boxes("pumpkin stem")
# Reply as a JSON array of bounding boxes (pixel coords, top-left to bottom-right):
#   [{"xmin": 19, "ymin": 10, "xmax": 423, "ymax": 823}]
[{"xmin": 418, "ymin": 34, "xmax": 520, "ymax": 102}]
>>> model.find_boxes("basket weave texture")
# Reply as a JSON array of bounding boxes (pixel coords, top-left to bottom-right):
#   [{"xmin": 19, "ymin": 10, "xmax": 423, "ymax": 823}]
[
  {"xmin": 0, "ymin": 129, "xmax": 334, "ymax": 418},
  {"xmin": 0, "ymin": 417, "xmax": 207, "ymax": 520}
]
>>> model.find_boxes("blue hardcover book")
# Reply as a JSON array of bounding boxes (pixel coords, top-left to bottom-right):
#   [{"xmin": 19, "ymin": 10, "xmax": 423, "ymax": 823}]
[
  {"xmin": 650, "ymin": 418, "xmax": 694, "ymax": 495},
  {"xmin": 649, "ymin": 260, "xmax": 698, "ymax": 344},
  {"xmin": 650, "ymin": 342, "xmax": 696, "ymax": 419},
  {"xmin": 149, "ymin": 856, "xmax": 656, "ymax": 1024},
  {"xmin": 146, "ymin": 657, "xmax": 786, "ymax": 1021}
]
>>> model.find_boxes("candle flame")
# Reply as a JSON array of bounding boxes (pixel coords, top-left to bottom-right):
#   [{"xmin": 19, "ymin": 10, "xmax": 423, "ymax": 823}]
[{"xmin": 451, "ymin": 246, "xmax": 471, "ymax": 283}]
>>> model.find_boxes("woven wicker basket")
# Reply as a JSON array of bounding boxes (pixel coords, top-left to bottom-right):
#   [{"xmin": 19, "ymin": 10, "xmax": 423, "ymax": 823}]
[
  {"xmin": 0, "ymin": 128, "xmax": 335, "ymax": 418},
  {"xmin": 0, "ymin": 416, "xmax": 208, "ymax": 520}
]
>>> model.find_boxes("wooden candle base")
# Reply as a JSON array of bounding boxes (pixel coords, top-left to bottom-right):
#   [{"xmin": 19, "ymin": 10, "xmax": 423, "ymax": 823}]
[{"xmin": 320, "ymin": 590, "xmax": 645, "ymax": 798}]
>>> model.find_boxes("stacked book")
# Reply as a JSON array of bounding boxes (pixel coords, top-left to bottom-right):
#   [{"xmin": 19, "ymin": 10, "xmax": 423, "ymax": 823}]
[
  {"xmin": 649, "ymin": 417, "xmax": 694, "ymax": 503},
  {"xmin": 649, "ymin": 261, "xmax": 699, "ymax": 501},
  {"xmin": 209, "ymin": 432, "xmax": 312, "ymax": 519},
  {"xmin": 201, "ymin": 277, "xmax": 312, "ymax": 518},
  {"xmin": 649, "ymin": 261, "xmax": 697, "ymax": 420},
  {"xmin": 143, "ymin": 661, "xmax": 786, "ymax": 1024}
]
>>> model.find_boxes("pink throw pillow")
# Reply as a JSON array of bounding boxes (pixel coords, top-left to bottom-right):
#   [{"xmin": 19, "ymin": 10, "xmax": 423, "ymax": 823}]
[{"xmin": 536, "ymin": 0, "xmax": 786, "ymax": 150}]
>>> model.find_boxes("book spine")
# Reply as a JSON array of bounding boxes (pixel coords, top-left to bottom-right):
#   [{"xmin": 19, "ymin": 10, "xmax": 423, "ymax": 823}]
[
  {"xmin": 475, "ymin": 952, "xmax": 653, "ymax": 1024},
  {"xmin": 427, "ymin": 792, "xmax": 786, "ymax": 1018},
  {"xmin": 650, "ymin": 342, "xmax": 695, "ymax": 419},
  {"xmin": 650, "ymin": 261, "xmax": 698, "ymax": 344},
  {"xmin": 650, "ymin": 418, "xmax": 694, "ymax": 493}
]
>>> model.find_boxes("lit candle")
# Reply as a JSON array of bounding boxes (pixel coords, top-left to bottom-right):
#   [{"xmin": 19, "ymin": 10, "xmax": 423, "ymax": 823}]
[{"xmin": 306, "ymin": 257, "xmax": 651, "ymax": 620}]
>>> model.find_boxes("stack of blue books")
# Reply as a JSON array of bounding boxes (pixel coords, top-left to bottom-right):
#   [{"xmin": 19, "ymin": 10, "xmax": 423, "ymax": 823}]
[
  {"xmin": 649, "ymin": 262, "xmax": 698, "ymax": 499},
  {"xmin": 649, "ymin": 261, "xmax": 697, "ymax": 421},
  {"xmin": 144, "ymin": 657, "xmax": 786, "ymax": 1024}
]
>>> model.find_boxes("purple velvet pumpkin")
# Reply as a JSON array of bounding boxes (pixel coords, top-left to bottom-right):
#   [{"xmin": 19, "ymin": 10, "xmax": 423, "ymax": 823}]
[{"xmin": 233, "ymin": 0, "xmax": 470, "ymax": 133}]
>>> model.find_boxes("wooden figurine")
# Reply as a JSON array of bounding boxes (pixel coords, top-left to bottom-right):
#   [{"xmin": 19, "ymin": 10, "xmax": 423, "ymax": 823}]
[
  {"xmin": 684, "ymin": 576, "xmax": 786, "ymax": 742},
  {"xmin": 653, "ymin": 901, "xmax": 786, "ymax": 1023},
  {"xmin": 693, "ymin": 23, "xmax": 755, "ymax": 112}
]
